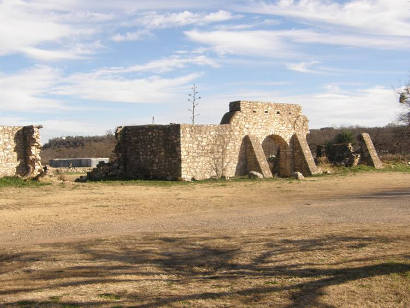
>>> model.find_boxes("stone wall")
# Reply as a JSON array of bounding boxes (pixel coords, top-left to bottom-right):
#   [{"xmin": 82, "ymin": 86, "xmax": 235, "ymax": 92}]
[
  {"xmin": 0, "ymin": 125, "xmax": 42, "ymax": 178},
  {"xmin": 180, "ymin": 124, "xmax": 234, "ymax": 180},
  {"xmin": 359, "ymin": 133, "xmax": 383, "ymax": 169},
  {"xmin": 113, "ymin": 125, "xmax": 181, "ymax": 180},
  {"xmin": 218, "ymin": 101, "xmax": 319, "ymax": 179},
  {"xmin": 88, "ymin": 101, "xmax": 320, "ymax": 181}
]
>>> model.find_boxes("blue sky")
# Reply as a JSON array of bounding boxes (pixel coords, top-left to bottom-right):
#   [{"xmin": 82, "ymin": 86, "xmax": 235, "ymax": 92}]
[{"xmin": 0, "ymin": 0, "xmax": 409, "ymax": 142}]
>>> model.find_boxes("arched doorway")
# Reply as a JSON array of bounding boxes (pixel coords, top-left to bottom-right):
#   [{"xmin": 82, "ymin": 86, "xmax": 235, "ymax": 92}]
[{"xmin": 262, "ymin": 135, "xmax": 291, "ymax": 177}]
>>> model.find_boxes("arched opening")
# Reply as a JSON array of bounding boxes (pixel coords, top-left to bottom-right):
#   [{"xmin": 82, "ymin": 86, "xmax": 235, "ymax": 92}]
[{"xmin": 262, "ymin": 135, "xmax": 291, "ymax": 177}]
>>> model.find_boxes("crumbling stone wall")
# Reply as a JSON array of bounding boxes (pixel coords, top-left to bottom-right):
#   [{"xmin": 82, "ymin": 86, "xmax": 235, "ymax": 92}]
[
  {"xmin": 359, "ymin": 133, "xmax": 383, "ymax": 169},
  {"xmin": 0, "ymin": 125, "xmax": 42, "ymax": 178},
  {"xmin": 88, "ymin": 101, "xmax": 320, "ymax": 181}
]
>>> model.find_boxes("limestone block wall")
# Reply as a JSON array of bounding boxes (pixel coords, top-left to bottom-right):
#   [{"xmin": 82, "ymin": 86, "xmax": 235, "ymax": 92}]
[
  {"xmin": 0, "ymin": 125, "xmax": 42, "ymax": 178},
  {"xmin": 180, "ymin": 124, "xmax": 235, "ymax": 180},
  {"xmin": 88, "ymin": 101, "xmax": 319, "ymax": 181},
  {"xmin": 359, "ymin": 133, "xmax": 383, "ymax": 169},
  {"xmin": 114, "ymin": 125, "xmax": 181, "ymax": 179},
  {"xmin": 244, "ymin": 135, "xmax": 273, "ymax": 178},
  {"xmin": 220, "ymin": 101, "xmax": 318, "ymax": 177}
]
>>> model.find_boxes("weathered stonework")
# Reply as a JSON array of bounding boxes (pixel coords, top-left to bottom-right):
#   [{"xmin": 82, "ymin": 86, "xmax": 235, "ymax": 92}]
[
  {"xmin": 88, "ymin": 101, "xmax": 320, "ymax": 181},
  {"xmin": 359, "ymin": 133, "xmax": 383, "ymax": 169},
  {"xmin": 0, "ymin": 125, "xmax": 42, "ymax": 178}
]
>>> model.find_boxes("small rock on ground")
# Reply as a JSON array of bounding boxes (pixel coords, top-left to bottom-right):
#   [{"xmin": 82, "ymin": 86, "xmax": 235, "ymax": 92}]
[
  {"xmin": 293, "ymin": 172, "xmax": 305, "ymax": 180},
  {"xmin": 249, "ymin": 171, "xmax": 264, "ymax": 179}
]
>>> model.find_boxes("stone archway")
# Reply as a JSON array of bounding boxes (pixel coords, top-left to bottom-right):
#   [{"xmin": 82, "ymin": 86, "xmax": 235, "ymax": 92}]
[{"xmin": 262, "ymin": 135, "xmax": 291, "ymax": 177}]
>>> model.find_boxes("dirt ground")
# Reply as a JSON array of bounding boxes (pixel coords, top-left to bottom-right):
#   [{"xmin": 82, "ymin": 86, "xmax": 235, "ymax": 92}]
[{"xmin": 0, "ymin": 172, "xmax": 409, "ymax": 307}]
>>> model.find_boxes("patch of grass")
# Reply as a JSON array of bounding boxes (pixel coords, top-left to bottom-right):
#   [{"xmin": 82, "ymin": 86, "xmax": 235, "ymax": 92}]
[
  {"xmin": 49, "ymin": 295, "xmax": 62, "ymax": 302},
  {"xmin": 0, "ymin": 177, "xmax": 48, "ymax": 188},
  {"xmin": 95, "ymin": 179, "xmax": 191, "ymax": 187},
  {"xmin": 99, "ymin": 293, "xmax": 121, "ymax": 300},
  {"xmin": 315, "ymin": 162, "xmax": 410, "ymax": 178},
  {"xmin": 93, "ymin": 177, "xmax": 280, "ymax": 187},
  {"xmin": 384, "ymin": 162, "xmax": 410, "ymax": 173},
  {"xmin": 76, "ymin": 162, "xmax": 410, "ymax": 186},
  {"xmin": 17, "ymin": 300, "xmax": 36, "ymax": 307}
]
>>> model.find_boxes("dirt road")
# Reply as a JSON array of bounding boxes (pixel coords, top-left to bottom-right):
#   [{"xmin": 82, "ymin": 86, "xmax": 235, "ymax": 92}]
[
  {"xmin": 0, "ymin": 172, "xmax": 409, "ymax": 246},
  {"xmin": 0, "ymin": 172, "xmax": 409, "ymax": 307}
]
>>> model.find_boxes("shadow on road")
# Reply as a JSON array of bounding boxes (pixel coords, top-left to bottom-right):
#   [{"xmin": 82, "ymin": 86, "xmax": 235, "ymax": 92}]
[{"xmin": 0, "ymin": 230, "xmax": 409, "ymax": 307}]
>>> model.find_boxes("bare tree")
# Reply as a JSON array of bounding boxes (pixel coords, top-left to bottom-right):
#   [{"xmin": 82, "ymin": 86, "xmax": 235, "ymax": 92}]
[
  {"xmin": 398, "ymin": 81, "xmax": 410, "ymax": 125},
  {"xmin": 188, "ymin": 84, "xmax": 201, "ymax": 124}
]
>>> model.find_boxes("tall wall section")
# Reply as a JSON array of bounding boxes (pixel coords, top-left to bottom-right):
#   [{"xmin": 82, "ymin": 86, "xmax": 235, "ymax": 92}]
[
  {"xmin": 220, "ymin": 101, "xmax": 318, "ymax": 177},
  {"xmin": 87, "ymin": 101, "xmax": 319, "ymax": 181},
  {"xmin": 180, "ymin": 124, "xmax": 235, "ymax": 180},
  {"xmin": 0, "ymin": 125, "xmax": 42, "ymax": 178},
  {"xmin": 179, "ymin": 101, "xmax": 319, "ymax": 180},
  {"xmin": 113, "ymin": 125, "xmax": 182, "ymax": 180}
]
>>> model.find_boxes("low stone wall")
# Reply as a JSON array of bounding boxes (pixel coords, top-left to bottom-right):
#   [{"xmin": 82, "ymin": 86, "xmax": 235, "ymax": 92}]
[{"xmin": 0, "ymin": 125, "xmax": 42, "ymax": 178}]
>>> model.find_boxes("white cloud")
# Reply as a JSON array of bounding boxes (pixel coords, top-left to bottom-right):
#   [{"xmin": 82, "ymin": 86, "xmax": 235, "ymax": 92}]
[
  {"xmin": 111, "ymin": 30, "xmax": 151, "ymax": 42},
  {"xmin": 245, "ymin": 0, "xmax": 410, "ymax": 37},
  {"xmin": 185, "ymin": 30, "xmax": 294, "ymax": 57},
  {"xmin": 111, "ymin": 10, "xmax": 238, "ymax": 42},
  {"xmin": 302, "ymin": 87, "xmax": 402, "ymax": 128},
  {"xmin": 95, "ymin": 55, "xmax": 218, "ymax": 75},
  {"xmin": 54, "ymin": 72, "xmax": 200, "ymax": 104},
  {"xmin": 286, "ymin": 61, "xmax": 320, "ymax": 73},
  {"xmin": 203, "ymin": 10, "xmax": 237, "ymax": 23},
  {"xmin": 282, "ymin": 29, "xmax": 410, "ymax": 50},
  {"xmin": 133, "ymin": 10, "xmax": 236, "ymax": 29},
  {"xmin": 185, "ymin": 28, "xmax": 410, "ymax": 59},
  {"xmin": 278, "ymin": 86, "xmax": 402, "ymax": 128},
  {"xmin": 0, "ymin": 0, "xmax": 100, "ymax": 60},
  {"xmin": 188, "ymin": 85, "xmax": 402, "ymax": 128},
  {"xmin": 0, "ymin": 66, "xmax": 65, "ymax": 112},
  {"xmin": 39, "ymin": 119, "xmax": 112, "ymax": 142},
  {"xmin": 0, "ymin": 53, "xmax": 211, "ymax": 112},
  {"xmin": 21, "ymin": 42, "xmax": 102, "ymax": 61}
]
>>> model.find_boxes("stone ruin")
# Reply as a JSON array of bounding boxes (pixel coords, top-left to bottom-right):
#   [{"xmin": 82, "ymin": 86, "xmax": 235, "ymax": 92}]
[
  {"xmin": 88, "ymin": 101, "xmax": 321, "ymax": 181},
  {"xmin": 0, "ymin": 125, "xmax": 43, "ymax": 178},
  {"xmin": 358, "ymin": 133, "xmax": 383, "ymax": 169},
  {"xmin": 317, "ymin": 133, "xmax": 383, "ymax": 169}
]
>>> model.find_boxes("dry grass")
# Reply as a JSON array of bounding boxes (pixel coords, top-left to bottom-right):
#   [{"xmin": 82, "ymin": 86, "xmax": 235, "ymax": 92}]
[{"xmin": 0, "ymin": 172, "xmax": 409, "ymax": 307}]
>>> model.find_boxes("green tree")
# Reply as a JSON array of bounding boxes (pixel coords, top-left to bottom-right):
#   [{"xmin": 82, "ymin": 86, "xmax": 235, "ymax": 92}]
[{"xmin": 333, "ymin": 130, "xmax": 355, "ymax": 144}]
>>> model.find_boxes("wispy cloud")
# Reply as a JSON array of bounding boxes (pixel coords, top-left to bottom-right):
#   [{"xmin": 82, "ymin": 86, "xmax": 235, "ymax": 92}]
[
  {"xmin": 286, "ymin": 61, "xmax": 320, "ymax": 73},
  {"xmin": 111, "ymin": 30, "xmax": 151, "ymax": 42},
  {"xmin": 244, "ymin": 0, "xmax": 410, "ymax": 37},
  {"xmin": 112, "ymin": 10, "xmax": 239, "ymax": 42},
  {"xmin": 0, "ymin": 0, "xmax": 102, "ymax": 60},
  {"xmin": 0, "ymin": 53, "xmax": 214, "ymax": 111},
  {"xmin": 185, "ymin": 30, "xmax": 294, "ymax": 57},
  {"xmin": 55, "ymin": 72, "xmax": 200, "ymax": 104},
  {"xmin": 132, "ymin": 10, "xmax": 236, "ymax": 29},
  {"xmin": 94, "ymin": 55, "xmax": 219, "ymax": 75},
  {"xmin": 186, "ymin": 28, "xmax": 410, "ymax": 59},
  {"xmin": 193, "ymin": 85, "xmax": 402, "ymax": 128},
  {"xmin": 0, "ymin": 66, "xmax": 65, "ymax": 111}
]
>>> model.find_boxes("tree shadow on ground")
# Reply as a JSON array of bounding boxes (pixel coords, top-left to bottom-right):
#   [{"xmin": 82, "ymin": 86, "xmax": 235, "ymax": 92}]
[{"xmin": 0, "ymin": 231, "xmax": 409, "ymax": 307}]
